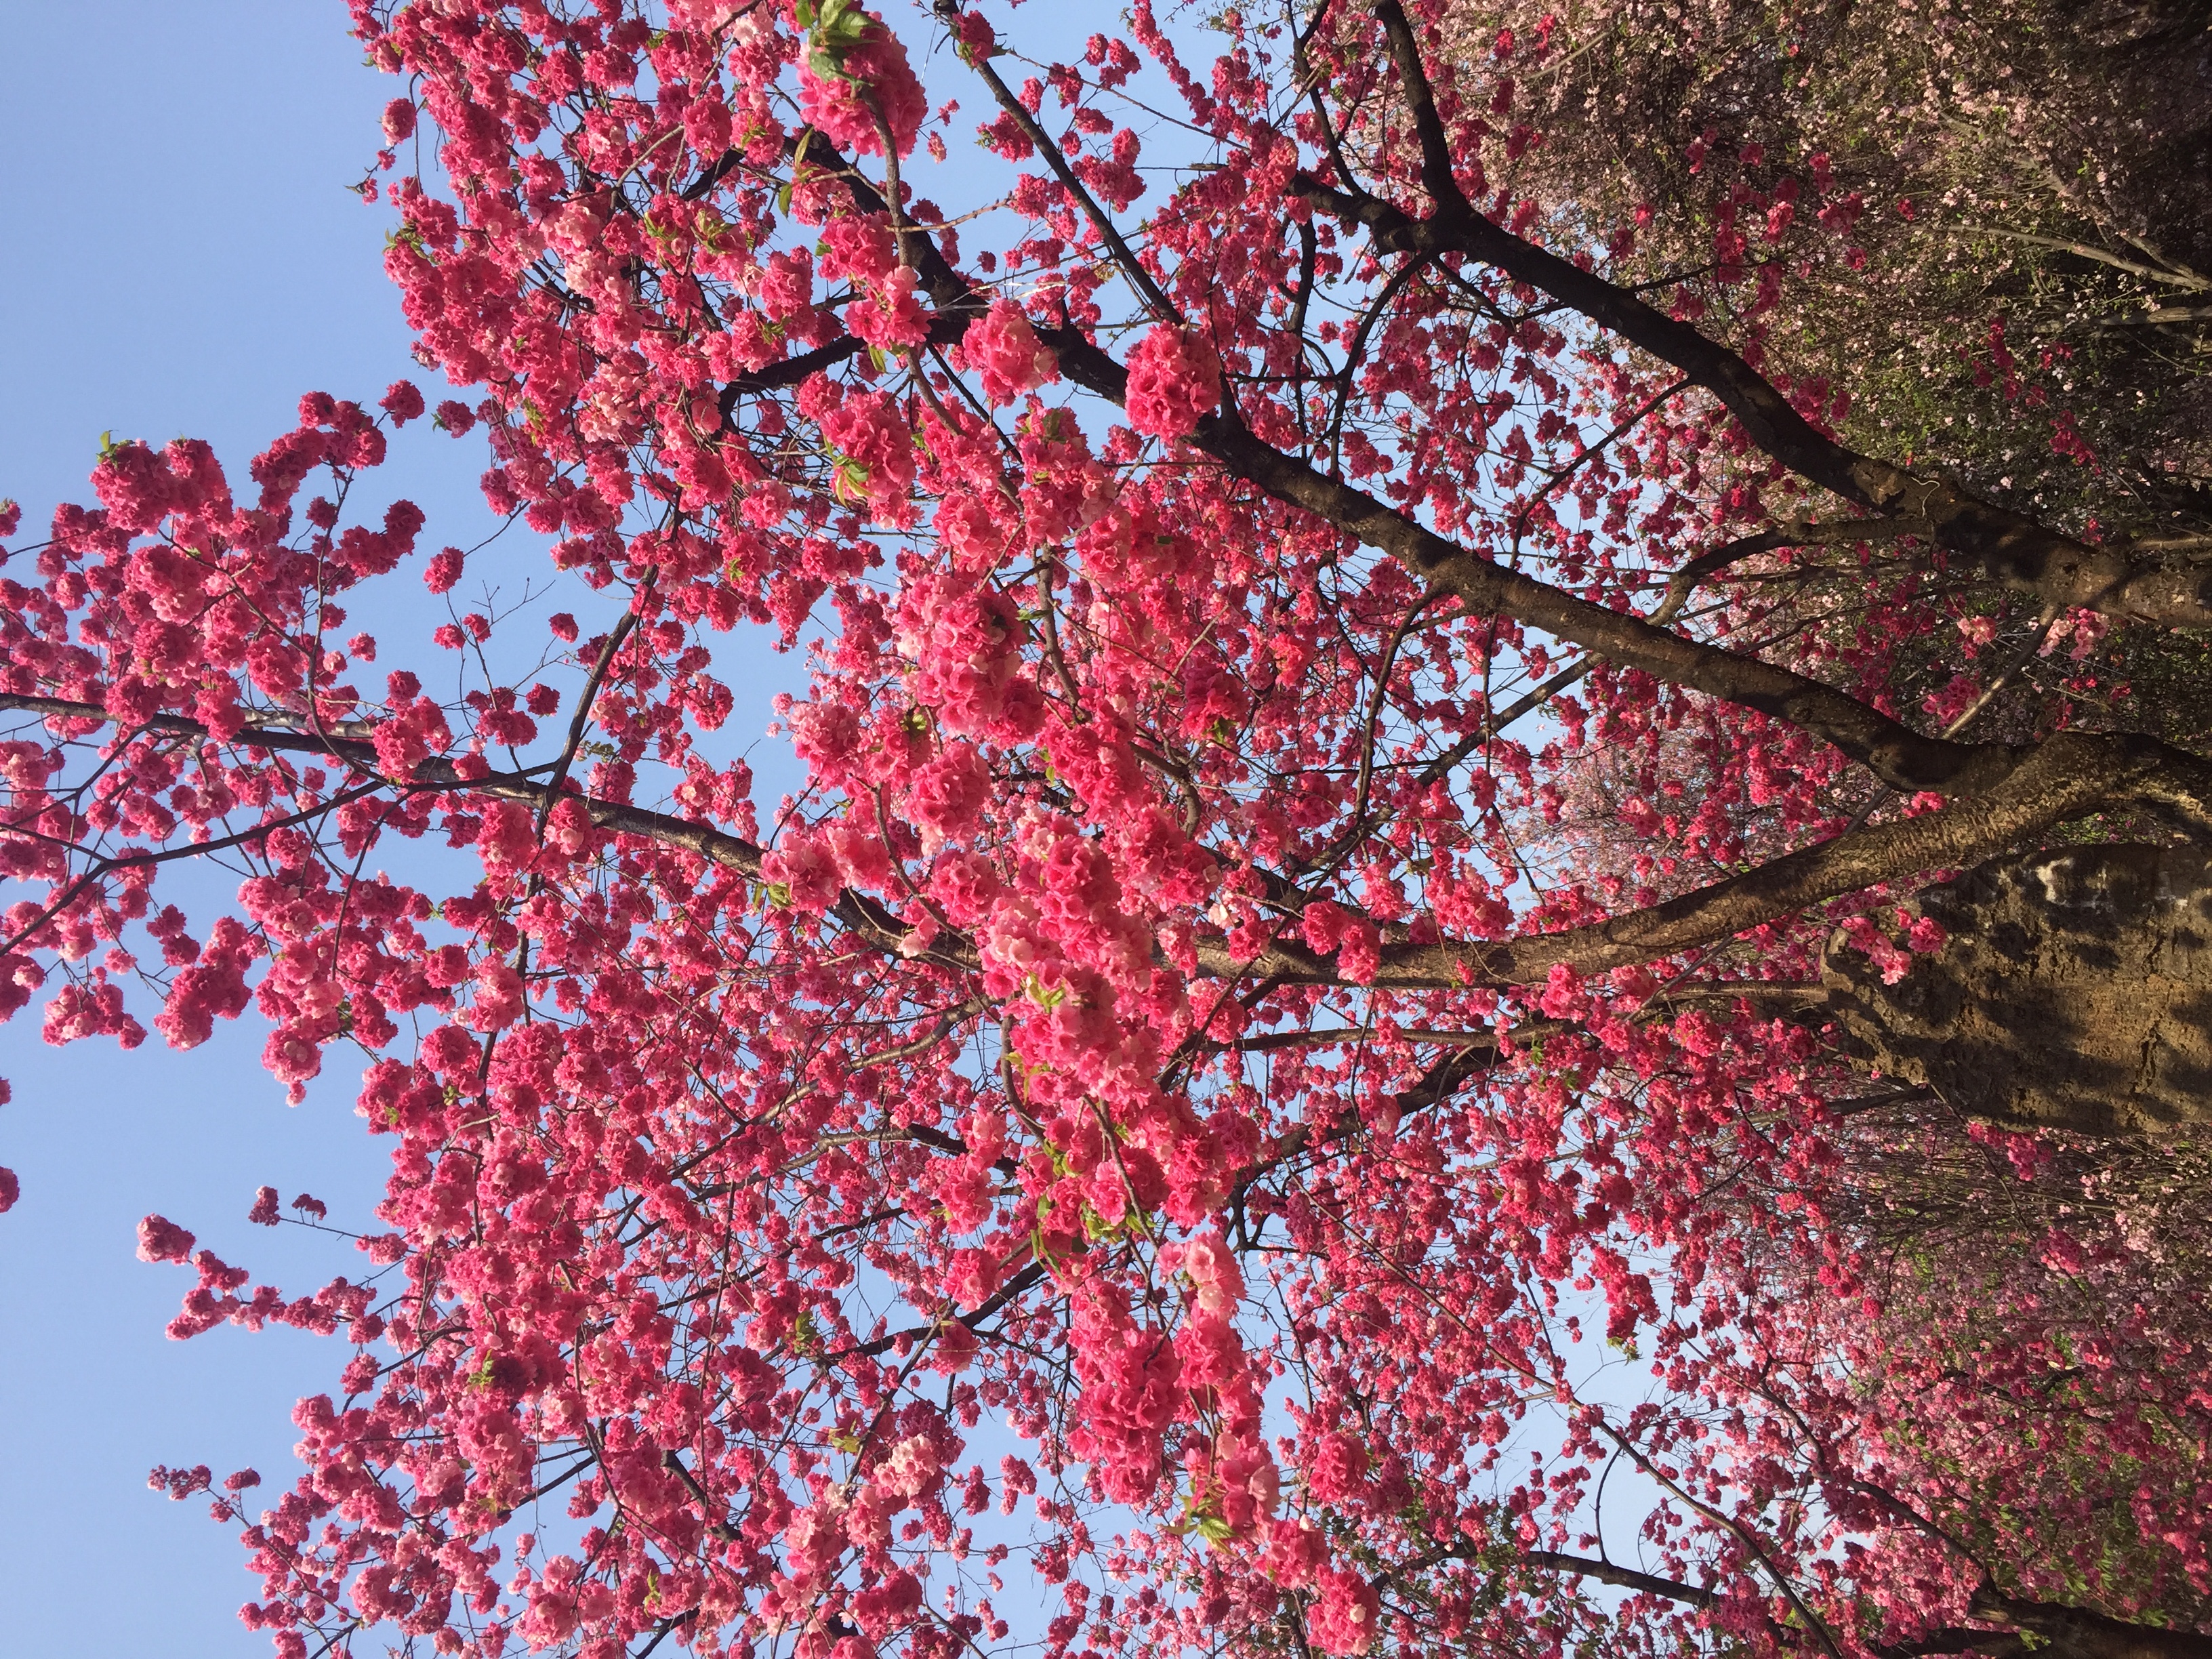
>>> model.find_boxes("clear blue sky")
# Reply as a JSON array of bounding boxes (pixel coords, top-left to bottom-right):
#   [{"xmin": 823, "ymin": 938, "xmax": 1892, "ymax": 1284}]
[
  {"xmin": 0, "ymin": 5, "xmax": 489, "ymax": 1654},
  {"xmin": 0, "ymin": 5, "xmax": 1086, "ymax": 1650},
  {"xmin": 0, "ymin": 5, "xmax": 601, "ymax": 1652}
]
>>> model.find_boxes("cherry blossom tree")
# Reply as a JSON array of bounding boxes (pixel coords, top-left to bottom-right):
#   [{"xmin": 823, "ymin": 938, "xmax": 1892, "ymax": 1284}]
[{"xmin": 2, "ymin": 4, "xmax": 2209, "ymax": 1659}]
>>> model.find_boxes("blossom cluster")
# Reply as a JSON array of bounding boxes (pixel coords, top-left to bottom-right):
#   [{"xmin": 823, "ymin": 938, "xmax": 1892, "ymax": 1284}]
[{"xmin": 0, "ymin": 3, "xmax": 2201, "ymax": 1659}]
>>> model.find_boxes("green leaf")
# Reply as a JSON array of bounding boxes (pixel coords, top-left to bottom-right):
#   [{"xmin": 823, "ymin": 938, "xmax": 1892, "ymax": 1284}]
[
  {"xmin": 1028, "ymin": 1197, "xmax": 1061, "ymax": 1266},
  {"xmin": 829, "ymin": 453, "xmax": 872, "ymax": 504}
]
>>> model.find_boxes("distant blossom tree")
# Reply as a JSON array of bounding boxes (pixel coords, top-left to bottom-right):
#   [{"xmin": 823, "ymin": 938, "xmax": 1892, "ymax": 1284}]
[{"xmin": 2, "ymin": 4, "xmax": 2209, "ymax": 1659}]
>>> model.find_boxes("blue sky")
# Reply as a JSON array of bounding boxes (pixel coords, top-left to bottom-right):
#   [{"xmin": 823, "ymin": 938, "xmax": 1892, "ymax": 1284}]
[
  {"xmin": 0, "ymin": 5, "xmax": 1008, "ymax": 1650},
  {"xmin": 0, "ymin": 1, "xmax": 1102, "ymax": 1644},
  {"xmin": 0, "ymin": 7, "xmax": 1639, "ymax": 1654},
  {"xmin": 0, "ymin": 5, "xmax": 557, "ymax": 1652}
]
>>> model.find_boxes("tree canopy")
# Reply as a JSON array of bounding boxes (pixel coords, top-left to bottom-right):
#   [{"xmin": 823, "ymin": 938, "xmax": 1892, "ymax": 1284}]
[{"xmin": 2, "ymin": 3, "xmax": 2209, "ymax": 1659}]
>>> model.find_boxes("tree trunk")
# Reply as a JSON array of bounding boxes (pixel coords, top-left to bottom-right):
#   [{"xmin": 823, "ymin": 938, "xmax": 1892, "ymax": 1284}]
[
  {"xmin": 1823, "ymin": 844, "xmax": 2212, "ymax": 1135},
  {"xmin": 1971, "ymin": 1586, "xmax": 2212, "ymax": 1659}
]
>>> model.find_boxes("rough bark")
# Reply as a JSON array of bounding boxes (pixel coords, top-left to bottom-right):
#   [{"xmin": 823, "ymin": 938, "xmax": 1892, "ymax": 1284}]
[
  {"xmin": 1970, "ymin": 1586, "xmax": 2212, "ymax": 1659},
  {"xmin": 1824, "ymin": 842, "xmax": 2212, "ymax": 1134}
]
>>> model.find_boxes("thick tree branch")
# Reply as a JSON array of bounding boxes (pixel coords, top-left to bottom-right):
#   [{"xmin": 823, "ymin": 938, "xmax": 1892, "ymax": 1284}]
[
  {"xmin": 28, "ymin": 693, "xmax": 2182, "ymax": 1005},
  {"xmin": 1404, "ymin": 1544, "xmax": 2203, "ymax": 1659},
  {"xmin": 1025, "ymin": 314, "xmax": 2015, "ymax": 795},
  {"xmin": 731, "ymin": 135, "xmax": 2013, "ymax": 807},
  {"xmin": 1374, "ymin": 1, "xmax": 1458, "ymax": 206},
  {"xmin": 1292, "ymin": 167, "xmax": 2212, "ymax": 627},
  {"xmin": 1516, "ymin": 1550, "xmax": 1723, "ymax": 1610},
  {"xmin": 1654, "ymin": 517, "xmax": 1932, "ymax": 621},
  {"xmin": 1878, "ymin": 1631, "xmax": 2031, "ymax": 1659},
  {"xmin": 1195, "ymin": 729, "xmax": 2209, "ymax": 987},
  {"xmin": 1969, "ymin": 1586, "xmax": 2212, "ymax": 1659},
  {"xmin": 1507, "ymin": 1556, "xmax": 2207, "ymax": 1659}
]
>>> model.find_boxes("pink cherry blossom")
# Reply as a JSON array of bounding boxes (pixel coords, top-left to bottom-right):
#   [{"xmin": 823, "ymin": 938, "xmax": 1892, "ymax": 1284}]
[
  {"xmin": 1123, "ymin": 324, "xmax": 1223, "ymax": 438},
  {"xmin": 0, "ymin": 6, "xmax": 2200, "ymax": 1659}
]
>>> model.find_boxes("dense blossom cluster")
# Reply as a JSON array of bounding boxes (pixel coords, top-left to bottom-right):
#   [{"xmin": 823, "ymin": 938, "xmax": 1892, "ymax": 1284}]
[{"xmin": 1, "ymin": 4, "xmax": 2207, "ymax": 1659}]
